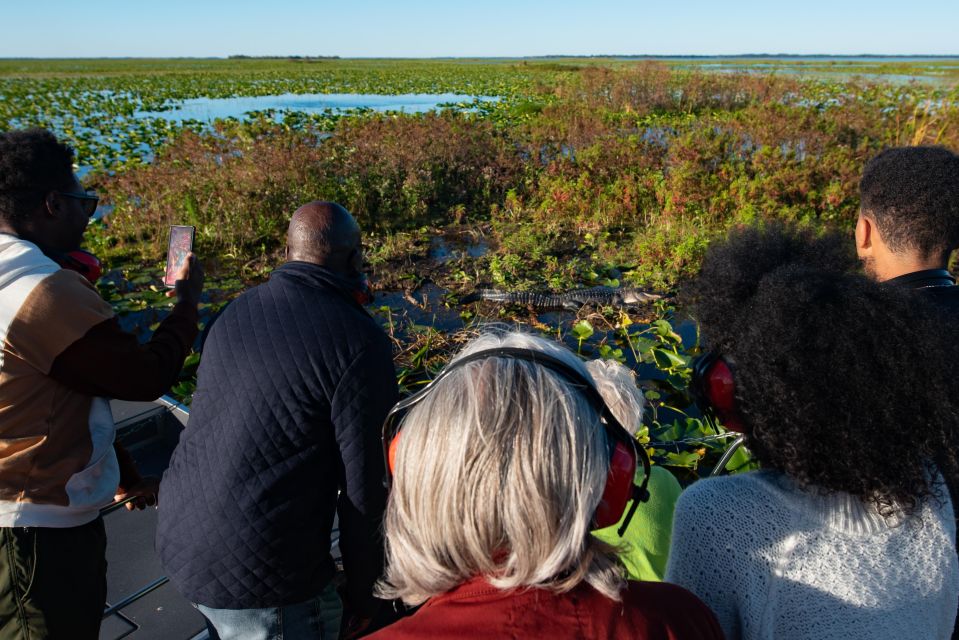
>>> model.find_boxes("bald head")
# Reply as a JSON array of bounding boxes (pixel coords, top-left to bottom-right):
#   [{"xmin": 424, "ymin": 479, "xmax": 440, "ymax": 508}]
[{"xmin": 286, "ymin": 201, "xmax": 362, "ymax": 274}]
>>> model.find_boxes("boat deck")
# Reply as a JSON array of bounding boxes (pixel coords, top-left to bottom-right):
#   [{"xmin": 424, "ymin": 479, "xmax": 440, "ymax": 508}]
[{"xmin": 100, "ymin": 398, "xmax": 342, "ymax": 640}]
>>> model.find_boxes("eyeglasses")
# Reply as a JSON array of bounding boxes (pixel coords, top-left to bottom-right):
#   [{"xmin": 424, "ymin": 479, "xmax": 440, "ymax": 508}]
[{"xmin": 56, "ymin": 190, "xmax": 99, "ymax": 217}]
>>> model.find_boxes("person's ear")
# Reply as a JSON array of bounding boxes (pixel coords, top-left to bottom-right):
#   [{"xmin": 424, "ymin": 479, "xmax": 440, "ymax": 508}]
[
  {"xmin": 44, "ymin": 192, "xmax": 60, "ymax": 218},
  {"xmin": 349, "ymin": 247, "xmax": 364, "ymax": 274},
  {"xmin": 855, "ymin": 213, "xmax": 873, "ymax": 255},
  {"xmin": 284, "ymin": 244, "xmax": 289, "ymax": 261}
]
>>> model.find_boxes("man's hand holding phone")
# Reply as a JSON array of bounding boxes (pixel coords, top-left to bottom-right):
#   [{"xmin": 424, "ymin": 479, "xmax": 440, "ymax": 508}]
[
  {"xmin": 166, "ymin": 252, "xmax": 204, "ymax": 306},
  {"xmin": 163, "ymin": 225, "xmax": 203, "ymax": 306}
]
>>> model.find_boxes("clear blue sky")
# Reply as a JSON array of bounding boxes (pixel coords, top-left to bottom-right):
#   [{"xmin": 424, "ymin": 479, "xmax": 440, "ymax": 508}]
[{"xmin": 4, "ymin": 0, "xmax": 956, "ymax": 58}]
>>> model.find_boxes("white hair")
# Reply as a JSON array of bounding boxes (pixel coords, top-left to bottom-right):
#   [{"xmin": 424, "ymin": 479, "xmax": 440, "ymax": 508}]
[
  {"xmin": 377, "ymin": 330, "xmax": 625, "ymax": 606},
  {"xmin": 584, "ymin": 358, "xmax": 645, "ymax": 436}
]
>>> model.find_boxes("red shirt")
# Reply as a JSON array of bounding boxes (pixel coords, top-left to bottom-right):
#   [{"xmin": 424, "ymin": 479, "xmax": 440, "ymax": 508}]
[{"xmin": 369, "ymin": 578, "xmax": 725, "ymax": 639}]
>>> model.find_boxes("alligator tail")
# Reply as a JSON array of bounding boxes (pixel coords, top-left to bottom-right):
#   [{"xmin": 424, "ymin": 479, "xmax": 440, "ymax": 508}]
[
  {"xmin": 497, "ymin": 291, "xmax": 567, "ymax": 307},
  {"xmin": 462, "ymin": 290, "xmax": 568, "ymax": 308},
  {"xmin": 460, "ymin": 289, "xmax": 524, "ymax": 304},
  {"xmin": 462, "ymin": 287, "xmax": 662, "ymax": 308}
]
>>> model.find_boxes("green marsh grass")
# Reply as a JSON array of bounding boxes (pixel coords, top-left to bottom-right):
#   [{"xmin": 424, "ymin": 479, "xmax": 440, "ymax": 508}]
[{"xmin": 4, "ymin": 58, "xmax": 957, "ymax": 480}]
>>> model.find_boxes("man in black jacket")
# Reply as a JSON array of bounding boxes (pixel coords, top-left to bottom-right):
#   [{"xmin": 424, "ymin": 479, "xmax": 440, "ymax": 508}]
[
  {"xmin": 158, "ymin": 202, "xmax": 397, "ymax": 640},
  {"xmin": 857, "ymin": 145, "xmax": 959, "ymax": 640},
  {"xmin": 856, "ymin": 145, "xmax": 959, "ymax": 311}
]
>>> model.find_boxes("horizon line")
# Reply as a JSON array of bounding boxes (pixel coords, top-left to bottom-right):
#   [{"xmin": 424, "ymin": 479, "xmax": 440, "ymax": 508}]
[{"xmin": 2, "ymin": 53, "xmax": 959, "ymax": 61}]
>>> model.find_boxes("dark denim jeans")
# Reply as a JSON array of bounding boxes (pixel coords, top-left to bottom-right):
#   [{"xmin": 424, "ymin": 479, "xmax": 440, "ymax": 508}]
[{"xmin": 196, "ymin": 582, "xmax": 342, "ymax": 640}]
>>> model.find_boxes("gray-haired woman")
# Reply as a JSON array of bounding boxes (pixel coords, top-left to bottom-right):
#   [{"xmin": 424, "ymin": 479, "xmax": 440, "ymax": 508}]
[{"xmin": 368, "ymin": 331, "xmax": 723, "ymax": 640}]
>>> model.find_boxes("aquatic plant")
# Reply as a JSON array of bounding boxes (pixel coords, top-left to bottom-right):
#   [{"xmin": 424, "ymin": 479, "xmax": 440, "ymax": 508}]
[{"xmin": 8, "ymin": 58, "xmax": 951, "ymax": 482}]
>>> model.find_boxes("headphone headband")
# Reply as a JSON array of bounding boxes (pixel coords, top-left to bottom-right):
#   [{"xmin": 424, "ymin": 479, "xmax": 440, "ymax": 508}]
[
  {"xmin": 384, "ymin": 346, "xmax": 629, "ymax": 453},
  {"xmin": 381, "ymin": 345, "xmax": 652, "ymax": 534}
]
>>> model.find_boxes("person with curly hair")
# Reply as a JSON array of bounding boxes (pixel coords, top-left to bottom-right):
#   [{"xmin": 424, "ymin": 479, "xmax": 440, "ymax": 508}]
[
  {"xmin": 0, "ymin": 129, "xmax": 203, "ymax": 639},
  {"xmin": 856, "ymin": 145, "xmax": 959, "ymax": 312},
  {"xmin": 666, "ymin": 223, "xmax": 959, "ymax": 640}
]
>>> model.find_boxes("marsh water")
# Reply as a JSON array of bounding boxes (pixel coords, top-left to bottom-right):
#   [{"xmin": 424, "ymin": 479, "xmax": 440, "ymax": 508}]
[
  {"xmin": 663, "ymin": 57, "xmax": 959, "ymax": 85},
  {"xmin": 138, "ymin": 92, "xmax": 499, "ymax": 122}
]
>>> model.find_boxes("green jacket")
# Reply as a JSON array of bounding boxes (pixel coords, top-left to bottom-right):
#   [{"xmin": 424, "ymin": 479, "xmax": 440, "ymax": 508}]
[{"xmin": 593, "ymin": 465, "xmax": 683, "ymax": 581}]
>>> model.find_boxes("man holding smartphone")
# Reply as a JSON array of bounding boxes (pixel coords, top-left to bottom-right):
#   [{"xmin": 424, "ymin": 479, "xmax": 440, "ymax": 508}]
[
  {"xmin": 158, "ymin": 201, "xmax": 396, "ymax": 640},
  {"xmin": 0, "ymin": 129, "xmax": 203, "ymax": 639}
]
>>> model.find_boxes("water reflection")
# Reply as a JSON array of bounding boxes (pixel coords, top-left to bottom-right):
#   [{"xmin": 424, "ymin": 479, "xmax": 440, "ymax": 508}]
[{"xmin": 139, "ymin": 92, "xmax": 499, "ymax": 123}]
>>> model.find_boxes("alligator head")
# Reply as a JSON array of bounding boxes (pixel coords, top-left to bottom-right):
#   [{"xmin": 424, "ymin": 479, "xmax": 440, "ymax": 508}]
[{"xmin": 618, "ymin": 289, "xmax": 663, "ymax": 305}]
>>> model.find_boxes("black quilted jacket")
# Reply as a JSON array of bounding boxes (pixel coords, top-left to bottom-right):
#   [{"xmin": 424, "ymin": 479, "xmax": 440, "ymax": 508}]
[
  {"xmin": 157, "ymin": 261, "xmax": 398, "ymax": 612},
  {"xmin": 888, "ymin": 268, "xmax": 959, "ymax": 314}
]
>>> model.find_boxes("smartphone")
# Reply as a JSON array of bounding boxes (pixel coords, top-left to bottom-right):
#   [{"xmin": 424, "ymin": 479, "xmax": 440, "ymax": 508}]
[{"xmin": 164, "ymin": 225, "xmax": 195, "ymax": 287}]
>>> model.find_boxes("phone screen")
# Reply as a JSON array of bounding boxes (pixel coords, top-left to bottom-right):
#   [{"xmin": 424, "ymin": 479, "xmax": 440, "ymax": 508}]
[{"xmin": 164, "ymin": 225, "xmax": 195, "ymax": 287}]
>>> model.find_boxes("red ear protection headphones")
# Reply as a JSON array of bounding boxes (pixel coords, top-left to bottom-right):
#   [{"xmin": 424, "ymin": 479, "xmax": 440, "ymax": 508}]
[
  {"xmin": 49, "ymin": 249, "xmax": 103, "ymax": 284},
  {"xmin": 352, "ymin": 274, "xmax": 374, "ymax": 306},
  {"xmin": 690, "ymin": 351, "xmax": 745, "ymax": 434},
  {"xmin": 382, "ymin": 346, "xmax": 652, "ymax": 535}
]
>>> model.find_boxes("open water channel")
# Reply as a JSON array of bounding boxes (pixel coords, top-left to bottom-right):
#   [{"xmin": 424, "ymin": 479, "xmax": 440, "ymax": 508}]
[{"xmin": 138, "ymin": 92, "xmax": 499, "ymax": 122}]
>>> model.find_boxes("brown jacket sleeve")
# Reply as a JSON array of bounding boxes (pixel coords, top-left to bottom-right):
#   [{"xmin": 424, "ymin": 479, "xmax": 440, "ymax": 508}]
[{"xmin": 49, "ymin": 301, "xmax": 199, "ymax": 402}]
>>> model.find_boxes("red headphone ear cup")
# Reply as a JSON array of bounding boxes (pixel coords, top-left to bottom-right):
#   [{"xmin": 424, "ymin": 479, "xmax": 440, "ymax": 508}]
[
  {"xmin": 68, "ymin": 250, "xmax": 102, "ymax": 283},
  {"xmin": 706, "ymin": 359, "xmax": 745, "ymax": 433},
  {"xmin": 55, "ymin": 250, "xmax": 102, "ymax": 284},
  {"xmin": 388, "ymin": 433, "xmax": 400, "ymax": 476},
  {"xmin": 593, "ymin": 440, "xmax": 636, "ymax": 529}
]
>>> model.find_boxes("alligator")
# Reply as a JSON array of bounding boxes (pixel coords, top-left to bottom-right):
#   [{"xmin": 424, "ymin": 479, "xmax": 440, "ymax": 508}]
[{"xmin": 460, "ymin": 286, "xmax": 662, "ymax": 310}]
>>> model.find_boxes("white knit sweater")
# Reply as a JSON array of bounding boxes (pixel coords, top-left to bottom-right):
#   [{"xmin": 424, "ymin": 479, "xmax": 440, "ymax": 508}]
[{"xmin": 666, "ymin": 470, "xmax": 959, "ymax": 640}]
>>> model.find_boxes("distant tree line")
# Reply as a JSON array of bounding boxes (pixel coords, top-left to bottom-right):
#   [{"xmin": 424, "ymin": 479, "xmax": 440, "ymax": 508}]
[{"xmin": 227, "ymin": 55, "xmax": 341, "ymax": 60}]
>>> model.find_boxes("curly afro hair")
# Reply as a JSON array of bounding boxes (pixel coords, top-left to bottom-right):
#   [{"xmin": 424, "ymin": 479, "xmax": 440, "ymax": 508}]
[
  {"xmin": 685, "ymin": 222, "xmax": 959, "ymax": 516},
  {"xmin": 0, "ymin": 128, "xmax": 76, "ymax": 224},
  {"xmin": 860, "ymin": 145, "xmax": 959, "ymax": 258}
]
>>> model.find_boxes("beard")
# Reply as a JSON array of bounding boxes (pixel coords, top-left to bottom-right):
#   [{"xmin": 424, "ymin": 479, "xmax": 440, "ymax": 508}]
[{"xmin": 859, "ymin": 254, "xmax": 879, "ymax": 280}]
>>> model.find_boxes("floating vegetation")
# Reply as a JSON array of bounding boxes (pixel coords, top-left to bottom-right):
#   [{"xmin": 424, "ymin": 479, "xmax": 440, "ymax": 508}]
[{"xmin": 4, "ymin": 57, "xmax": 958, "ymax": 481}]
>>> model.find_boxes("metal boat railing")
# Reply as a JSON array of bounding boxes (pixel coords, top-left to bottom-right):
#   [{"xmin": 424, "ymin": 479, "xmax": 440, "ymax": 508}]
[
  {"xmin": 100, "ymin": 396, "xmax": 190, "ymax": 636},
  {"xmin": 708, "ymin": 434, "xmax": 746, "ymax": 477}
]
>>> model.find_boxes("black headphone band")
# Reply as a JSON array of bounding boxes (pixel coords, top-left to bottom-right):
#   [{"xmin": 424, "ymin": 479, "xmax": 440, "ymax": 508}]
[
  {"xmin": 690, "ymin": 350, "xmax": 719, "ymax": 419},
  {"xmin": 692, "ymin": 350, "xmax": 717, "ymax": 379},
  {"xmin": 385, "ymin": 346, "xmax": 629, "ymax": 443},
  {"xmin": 382, "ymin": 347, "xmax": 652, "ymax": 514}
]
